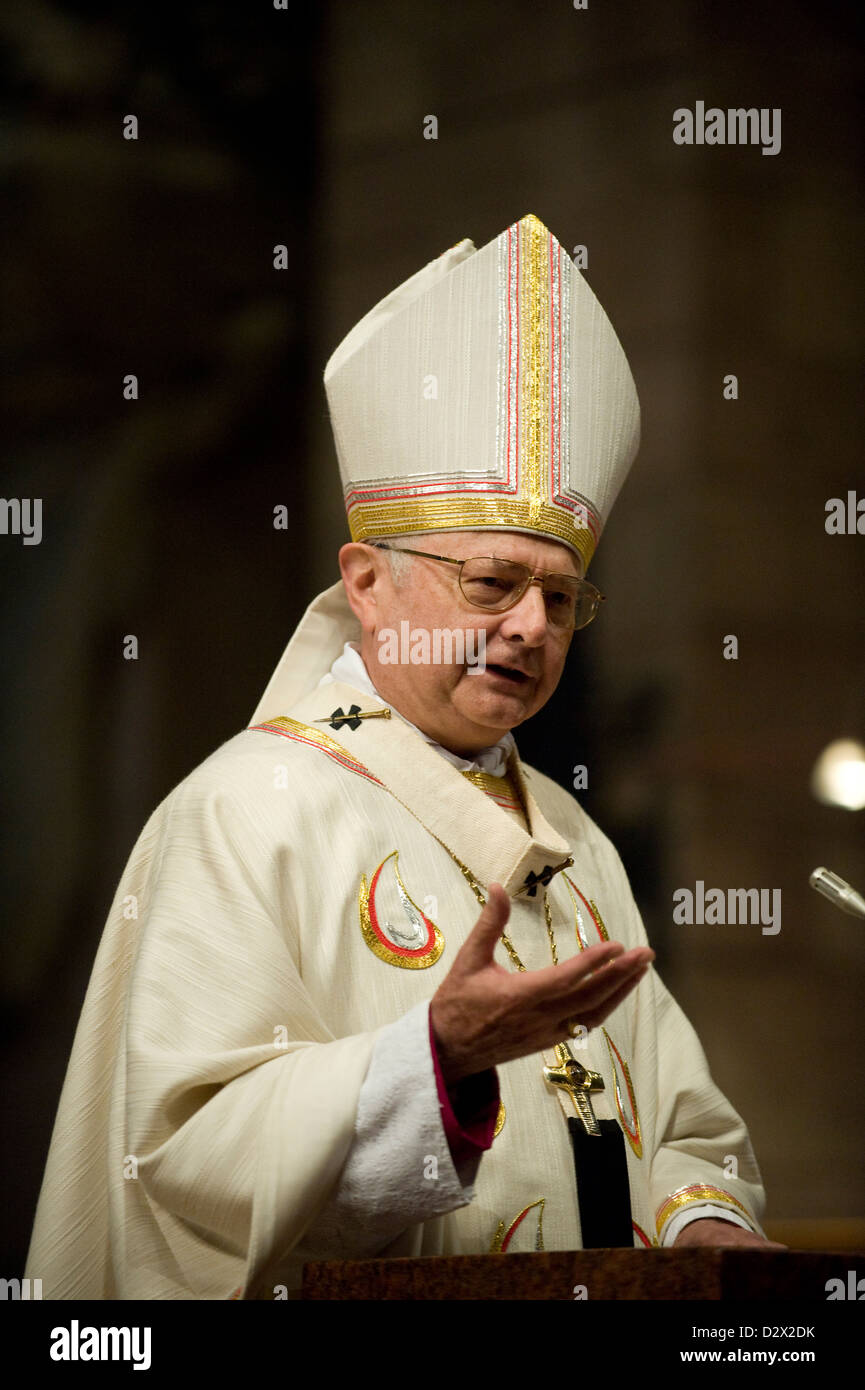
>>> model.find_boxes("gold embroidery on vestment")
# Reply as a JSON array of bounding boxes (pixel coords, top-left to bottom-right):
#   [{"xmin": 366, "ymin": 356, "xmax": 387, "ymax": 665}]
[
  {"xmin": 253, "ymin": 715, "xmax": 370, "ymax": 770},
  {"xmin": 489, "ymin": 1197, "xmax": 547, "ymax": 1253},
  {"xmin": 655, "ymin": 1184, "xmax": 754, "ymax": 1239},
  {"xmin": 589, "ymin": 898, "xmax": 610, "ymax": 941},
  {"xmin": 358, "ymin": 850, "xmax": 444, "ymax": 969},
  {"xmin": 602, "ymin": 1029, "xmax": 643, "ymax": 1159},
  {"xmin": 460, "ymin": 768, "xmax": 522, "ymax": 804}
]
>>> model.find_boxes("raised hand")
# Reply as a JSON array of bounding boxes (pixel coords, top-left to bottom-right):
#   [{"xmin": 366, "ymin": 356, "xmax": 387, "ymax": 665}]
[{"xmin": 429, "ymin": 882, "xmax": 655, "ymax": 1085}]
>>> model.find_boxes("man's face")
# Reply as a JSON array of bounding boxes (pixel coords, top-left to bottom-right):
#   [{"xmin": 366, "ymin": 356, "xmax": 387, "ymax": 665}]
[{"xmin": 339, "ymin": 530, "xmax": 583, "ymax": 756}]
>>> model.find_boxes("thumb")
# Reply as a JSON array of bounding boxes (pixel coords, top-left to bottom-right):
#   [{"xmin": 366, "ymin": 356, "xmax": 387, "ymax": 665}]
[{"xmin": 457, "ymin": 882, "xmax": 511, "ymax": 970}]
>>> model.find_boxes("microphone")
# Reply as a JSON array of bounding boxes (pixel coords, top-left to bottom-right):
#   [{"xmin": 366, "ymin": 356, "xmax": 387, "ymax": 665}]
[{"xmin": 809, "ymin": 867, "xmax": 865, "ymax": 920}]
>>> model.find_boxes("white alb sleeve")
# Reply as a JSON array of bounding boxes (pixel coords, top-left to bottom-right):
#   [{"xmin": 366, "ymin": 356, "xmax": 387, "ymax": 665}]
[
  {"xmin": 661, "ymin": 1203, "xmax": 755, "ymax": 1246},
  {"xmin": 292, "ymin": 999, "xmax": 483, "ymax": 1260}
]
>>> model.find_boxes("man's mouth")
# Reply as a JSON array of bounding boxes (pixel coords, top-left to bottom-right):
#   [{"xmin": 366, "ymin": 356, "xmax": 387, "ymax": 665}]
[{"xmin": 484, "ymin": 663, "xmax": 532, "ymax": 684}]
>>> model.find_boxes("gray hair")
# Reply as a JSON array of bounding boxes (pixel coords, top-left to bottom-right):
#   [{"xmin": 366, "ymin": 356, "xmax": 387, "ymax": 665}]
[{"xmin": 369, "ymin": 532, "xmax": 437, "ymax": 587}]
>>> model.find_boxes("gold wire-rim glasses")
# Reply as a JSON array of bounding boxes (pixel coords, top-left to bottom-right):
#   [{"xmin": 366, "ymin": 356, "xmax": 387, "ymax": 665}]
[{"xmin": 369, "ymin": 542, "xmax": 605, "ymax": 631}]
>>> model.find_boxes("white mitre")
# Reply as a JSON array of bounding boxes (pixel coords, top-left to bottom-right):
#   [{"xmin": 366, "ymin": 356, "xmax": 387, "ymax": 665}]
[{"xmin": 250, "ymin": 213, "xmax": 640, "ymax": 725}]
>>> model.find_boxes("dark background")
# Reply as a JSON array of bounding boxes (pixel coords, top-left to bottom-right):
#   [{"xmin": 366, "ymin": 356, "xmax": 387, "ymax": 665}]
[{"xmin": 2, "ymin": 0, "xmax": 863, "ymax": 1274}]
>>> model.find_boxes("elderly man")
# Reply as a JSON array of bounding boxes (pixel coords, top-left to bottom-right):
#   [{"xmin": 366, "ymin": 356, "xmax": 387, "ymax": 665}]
[{"xmin": 26, "ymin": 215, "xmax": 778, "ymax": 1300}]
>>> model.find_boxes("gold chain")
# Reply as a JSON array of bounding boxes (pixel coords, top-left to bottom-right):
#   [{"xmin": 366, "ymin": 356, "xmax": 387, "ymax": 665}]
[{"xmin": 453, "ymin": 858, "xmax": 558, "ymax": 970}]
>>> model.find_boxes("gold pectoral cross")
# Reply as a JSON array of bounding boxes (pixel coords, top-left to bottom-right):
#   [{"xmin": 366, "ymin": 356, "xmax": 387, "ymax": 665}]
[{"xmin": 543, "ymin": 1042, "xmax": 606, "ymax": 1136}]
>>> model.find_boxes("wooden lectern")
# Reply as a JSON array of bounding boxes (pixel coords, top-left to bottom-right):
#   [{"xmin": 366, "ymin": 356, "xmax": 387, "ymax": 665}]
[{"xmin": 301, "ymin": 1248, "xmax": 865, "ymax": 1300}]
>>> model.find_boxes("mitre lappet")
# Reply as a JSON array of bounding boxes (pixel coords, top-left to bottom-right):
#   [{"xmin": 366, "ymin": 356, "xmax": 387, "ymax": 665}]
[{"xmin": 251, "ymin": 212, "xmax": 641, "ymax": 724}]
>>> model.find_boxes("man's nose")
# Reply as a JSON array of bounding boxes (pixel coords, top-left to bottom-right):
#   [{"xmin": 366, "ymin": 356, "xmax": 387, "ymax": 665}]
[{"xmin": 499, "ymin": 578, "xmax": 549, "ymax": 641}]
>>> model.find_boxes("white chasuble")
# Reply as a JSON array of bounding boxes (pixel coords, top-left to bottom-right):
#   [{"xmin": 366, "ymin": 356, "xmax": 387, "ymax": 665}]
[{"xmin": 26, "ymin": 675, "xmax": 766, "ymax": 1299}]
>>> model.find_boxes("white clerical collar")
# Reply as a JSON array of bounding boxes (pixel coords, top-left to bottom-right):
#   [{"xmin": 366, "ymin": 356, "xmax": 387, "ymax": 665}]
[{"xmin": 317, "ymin": 641, "xmax": 515, "ymax": 776}]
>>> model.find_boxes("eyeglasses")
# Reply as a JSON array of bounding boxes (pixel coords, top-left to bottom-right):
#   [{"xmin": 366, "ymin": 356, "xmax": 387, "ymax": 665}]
[{"xmin": 370, "ymin": 543, "xmax": 605, "ymax": 631}]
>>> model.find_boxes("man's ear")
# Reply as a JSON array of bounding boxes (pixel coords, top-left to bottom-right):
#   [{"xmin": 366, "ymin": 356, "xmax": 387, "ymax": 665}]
[{"xmin": 339, "ymin": 543, "xmax": 386, "ymax": 630}]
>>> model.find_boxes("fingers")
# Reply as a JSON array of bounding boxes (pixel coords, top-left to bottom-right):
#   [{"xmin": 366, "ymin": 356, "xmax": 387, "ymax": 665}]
[
  {"xmin": 559, "ymin": 949, "xmax": 653, "ymax": 1019},
  {"xmin": 449, "ymin": 887, "xmax": 654, "ymax": 1058},
  {"xmin": 575, "ymin": 946, "xmax": 653, "ymax": 999},
  {"xmin": 562, "ymin": 958, "xmax": 652, "ymax": 1034},
  {"xmin": 432, "ymin": 885, "xmax": 656, "ymax": 1077},
  {"xmin": 562, "ymin": 944, "xmax": 653, "ymax": 997},
  {"xmin": 514, "ymin": 944, "xmax": 654, "ymax": 1050},
  {"xmin": 454, "ymin": 882, "xmax": 511, "ymax": 972},
  {"xmin": 514, "ymin": 939, "xmax": 633, "ymax": 1005}
]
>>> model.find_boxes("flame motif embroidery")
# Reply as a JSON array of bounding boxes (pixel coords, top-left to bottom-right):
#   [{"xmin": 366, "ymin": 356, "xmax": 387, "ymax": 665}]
[
  {"xmin": 562, "ymin": 873, "xmax": 609, "ymax": 947},
  {"xmin": 358, "ymin": 850, "xmax": 445, "ymax": 969},
  {"xmin": 489, "ymin": 1198, "xmax": 546, "ymax": 1253},
  {"xmin": 602, "ymin": 1028, "xmax": 643, "ymax": 1159}
]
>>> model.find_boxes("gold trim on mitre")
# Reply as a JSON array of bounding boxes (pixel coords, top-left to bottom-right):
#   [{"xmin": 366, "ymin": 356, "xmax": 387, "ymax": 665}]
[
  {"xmin": 324, "ymin": 213, "xmax": 640, "ymax": 573},
  {"xmin": 347, "ymin": 497, "xmax": 598, "ymax": 574}
]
